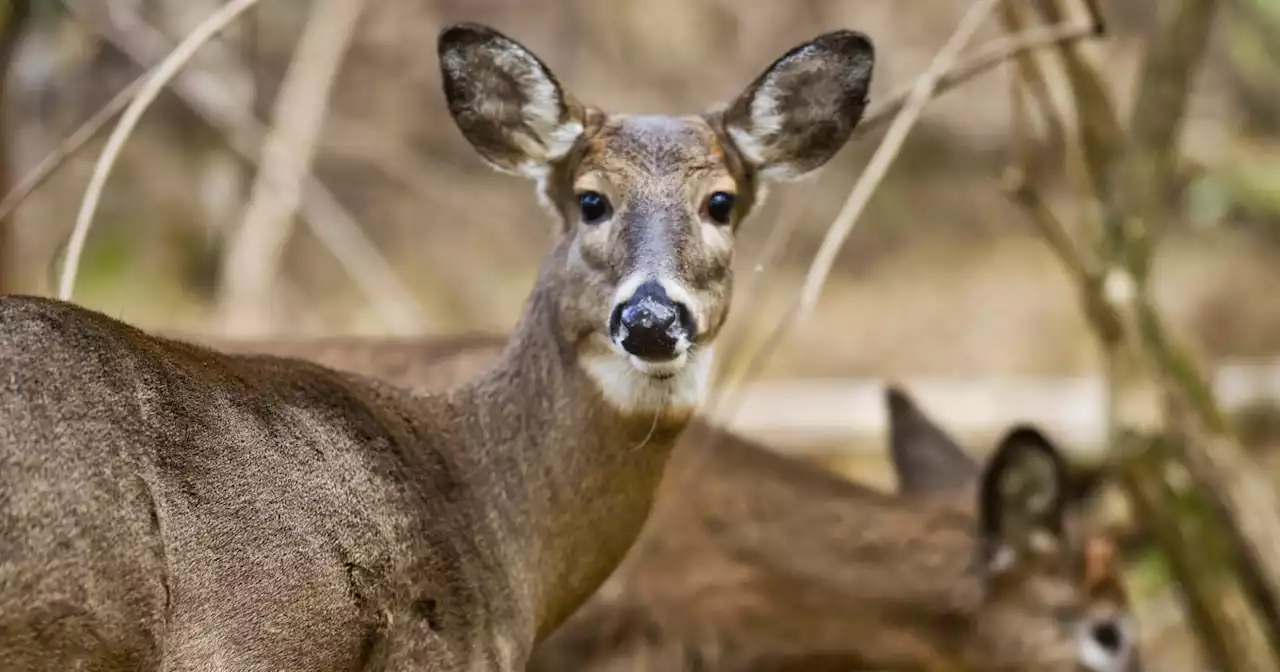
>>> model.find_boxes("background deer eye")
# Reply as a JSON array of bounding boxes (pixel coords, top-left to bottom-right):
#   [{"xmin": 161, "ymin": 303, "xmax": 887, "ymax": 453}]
[
  {"xmin": 706, "ymin": 191, "xmax": 735, "ymax": 225},
  {"xmin": 577, "ymin": 191, "xmax": 612, "ymax": 224}
]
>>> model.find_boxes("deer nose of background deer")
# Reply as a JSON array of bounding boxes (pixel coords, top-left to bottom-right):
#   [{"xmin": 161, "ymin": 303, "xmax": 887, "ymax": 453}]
[
  {"xmin": 1077, "ymin": 617, "xmax": 1137, "ymax": 672},
  {"xmin": 610, "ymin": 280, "xmax": 694, "ymax": 362}
]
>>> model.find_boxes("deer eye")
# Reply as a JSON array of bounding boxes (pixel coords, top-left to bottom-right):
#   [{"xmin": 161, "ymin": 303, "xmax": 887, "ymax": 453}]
[
  {"xmin": 705, "ymin": 191, "xmax": 736, "ymax": 225},
  {"xmin": 577, "ymin": 191, "xmax": 612, "ymax": 225}
]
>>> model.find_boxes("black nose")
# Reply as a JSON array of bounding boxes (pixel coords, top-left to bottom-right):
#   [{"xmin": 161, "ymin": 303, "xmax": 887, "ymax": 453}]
[
  {"xmin": 610, "ymin": 280, "xmax": 693, "ymax": 361},
  {"xmin": 1090, "ymin": 620, "xmax": 1123, "ymax": 655}
]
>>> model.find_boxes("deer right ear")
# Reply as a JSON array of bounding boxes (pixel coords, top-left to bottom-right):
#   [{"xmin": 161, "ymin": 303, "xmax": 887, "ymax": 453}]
[
  {"xmin": 723, "ymin": 30, "xmax": 875, "ymax": 181},
  {"xmin": 885, "ymin": 385, "xmax": 981, "ymax": 497},
  {"xmin": 977, "ymin": 426, "xmax": 1071, "ymax": 573},
  {"xmin": 438, "ymin": 23, "xmax": 585, "ymax": 177}
]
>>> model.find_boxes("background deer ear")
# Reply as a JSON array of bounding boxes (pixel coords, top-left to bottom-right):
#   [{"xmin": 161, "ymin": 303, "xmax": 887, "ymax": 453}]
[
  {"xmin": 722, "ymin": 30, "xmax": 874, "ymax": 181},
  {"xmin": 438, "ymin": 23, "xmax": 585, "ymax": 177},
  {"xmin": 977, "ymin": 425, "xmax": 1070, "ymax": 572},
  {"xmin": 885, "ymin": 385, "xmax": 981, "ymax": 497}
]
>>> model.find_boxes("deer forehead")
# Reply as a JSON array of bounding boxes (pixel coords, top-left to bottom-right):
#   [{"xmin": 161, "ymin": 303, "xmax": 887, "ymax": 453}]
[{"xmin": 574, "ymin": 114, "xmax": 736, "ymax": 186}]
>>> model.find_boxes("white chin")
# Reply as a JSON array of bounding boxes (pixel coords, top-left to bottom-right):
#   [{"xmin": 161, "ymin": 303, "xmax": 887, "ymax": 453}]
[{"xmin": 628, "ymin": 351, "xmax": 688, "ymax": 379}]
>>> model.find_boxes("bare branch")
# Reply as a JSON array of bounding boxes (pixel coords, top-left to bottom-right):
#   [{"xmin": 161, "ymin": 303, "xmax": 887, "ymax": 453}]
[
  {"xmin": 1029, "ymin": 0, "xmax": 1126, "ymax": 204},
  {"xmin": 1001, "ymin": 168, "xmax": 1093, "ymax": 282},
  {"xmin": 53, "ymin": 0, "xmax": 426, "ymax": 332},
  {"xmin": 712, "ymin": 0, "xmax": 1004, "ymax": 423},
  {"xmin": 59, "ymin": 0, "xmax": 264, "ymax": 301},
  {"xmin": 0, "ymin": 0, "xmax": 31, "ymax": 293},
  {"xmin": 1014, "ymin": 0, "xmax": 1280, "ymax": 662},
  {"xmin": 217, "ymin": 0, "xmax": 367, "ymax": 336},
  {"xmin": 998, "ymin": 3, "xmax": 1066, "ymax": 145},
  {"xmin": 709, "ymin": 15, "xmax": 1107, "ymax": 403},
  {"xmin": 996, "ymin": 4, "xmax": 1098, "ymax": 288},
  {"xmin": 1125, "ymin": 0, "xmax": 1221, "ymax": 208},
  {"xmin": 856, "ymin": 19, "xmax": 1099, "ymax": 138},
  {"xmin": 1118, "ymin": 432, "xmax": 1280, "ymax": 671},
  {"xmin": 0, "ymin": 72, "xmax": 144, "ymax": 223},
  {"xmin": 796, "ymin": 0, "xmax": 1000, "ymax": 320}
]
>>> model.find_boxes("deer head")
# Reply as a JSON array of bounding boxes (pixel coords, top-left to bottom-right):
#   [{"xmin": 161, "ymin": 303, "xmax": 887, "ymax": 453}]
[
  {"xmin": 967, "ymin": 426, "xmax": 1139, "ymax": 672},
  {"xmin": 437, "ymin": 24, "xmax": 874, "ymax": 413}
]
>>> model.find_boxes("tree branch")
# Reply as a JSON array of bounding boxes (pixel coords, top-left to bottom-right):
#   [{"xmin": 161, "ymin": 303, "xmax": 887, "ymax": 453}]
[
  {"xmin": 0, "ymin": 0, "xmax": 30, "ymax": 294},
  {"xmin": 1005, "ymin": 0, "xmax": 1280, "ymax": 664},
  {"xmin": 49, "ymin": 0, "xmax": 425, "ymax": 332},
  {"xmin": 216, "ymin": 0, "xmax": 367, "ymax": 336},
  {"xmin": 712, "ymin": 0, "xmax": 1004, "ymax": 423},
  {"xmin": 59, "ymin": 0, "xmax": 264, "ymax": 301}
]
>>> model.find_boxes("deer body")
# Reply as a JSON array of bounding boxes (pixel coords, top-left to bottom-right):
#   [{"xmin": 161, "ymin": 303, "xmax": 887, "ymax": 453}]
[{"xmin": 0, "ymin": 22, "xmax": 875, "ymax": 671}]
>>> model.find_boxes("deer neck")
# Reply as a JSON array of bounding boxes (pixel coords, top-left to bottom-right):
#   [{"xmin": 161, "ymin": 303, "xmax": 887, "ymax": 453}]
[{"xmin": 450, "ymin": 243, "xmax": 709, "ymax": 643}]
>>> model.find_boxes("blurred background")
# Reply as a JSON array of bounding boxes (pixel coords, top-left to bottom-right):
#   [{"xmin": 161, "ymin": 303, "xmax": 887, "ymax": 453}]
[{"xmin": 3, "ymin": 2, "xmax": 1280, "ymax": 462}]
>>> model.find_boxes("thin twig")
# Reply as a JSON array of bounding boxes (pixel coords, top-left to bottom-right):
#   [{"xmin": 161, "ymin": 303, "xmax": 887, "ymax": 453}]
[
  {"xmin": 4, "ymin": 13, "xmax": 1099, "ymax": 230},
  {"xmin": 52, "ymin": 0, "xmax": 426, "ymax": 332},
  {"xmin": 997, "ymin": 3, "xmax": 1066, "ymax": 145},
  {"xmin": 0, "ymin": 72, "xmax": 144, "ymax": 223},
  {"xmin": 708, "ymin": 16, "xmax": 1105, "ymax": 405},
  {"xmin": 1001, "ymin": 168, "xmax": 1092, "ymax": 283},
  {"xmin": 218, "ymin": 0, "xmax": 367, "ymax": 336},
  {"xmin": 709, "ymin": 15, "xmax": 1105, "ymax": 414},
  {"xmin": 997, "ymin": 6, "xmax": 1096, "ymax": 283},
  {"xmin": 796, "ymin": 0, "xmax": 1001, "ymax": 321},
  {"xmin": 712, "ymin": 0, "xmax": 1003, "ymax": 425},
  {"xmin": 1120, "ymin": 0, "xmax": 1280, "ymax": 639},
  {"xmin": 855, "ymin": 20, "xmax": 1099, "ymax": 138},
  {"xmin": 0, "ymin": 0, "xmax": 31, "ymax": 293},
  {"xmin": 709, "ymin": 185, "xmax": 815, "ymax": 393},
  {"xmin": 1029, "ymin": 0, "xmax": 1125, "ymax": 204},
  {"xmin": 60, "ymin": 0, "xmax": 264, "ymax": 301}
]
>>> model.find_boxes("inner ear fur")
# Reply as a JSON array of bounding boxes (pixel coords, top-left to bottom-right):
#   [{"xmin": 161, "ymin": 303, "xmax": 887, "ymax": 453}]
[
  {"xmin": 438, "ymin": 22, "xmax": 585, "ymax": 176},
  {"xmin": 978, "ymin": 425, "xmax": 1071, "ymax": 563},
  {"xmin": 884, "ymin": 384, "xmax": 982, "ymax": 497},
  {"xmin": 722, "ymin": 29, "xmax": 875, "ymax": 181}
]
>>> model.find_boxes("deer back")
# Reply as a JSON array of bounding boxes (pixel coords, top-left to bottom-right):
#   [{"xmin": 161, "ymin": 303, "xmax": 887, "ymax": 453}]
[
  {"xmin": 528, "ymin": 410, "xmax": 1139, "ymax": 671},
  {"xmin": 193, "ymin": 331, "xmax": 509, "ymax": 392}
]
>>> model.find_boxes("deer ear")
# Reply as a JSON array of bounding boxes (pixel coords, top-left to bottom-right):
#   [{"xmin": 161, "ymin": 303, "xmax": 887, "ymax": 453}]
[
  {"xmin": 438, "ymin": 23, "xmax": 585, "ymax": 177},
  {"xmin": 722, "ymin": 30, "xmax": 874, "ymax": 181},
  {"xmin": 885, "ymin": 385, "xmax": 981, "ymax": 497},
  {"xmin": 978, "ymin": 426, "xmax": 1070, "ymax": 572}
]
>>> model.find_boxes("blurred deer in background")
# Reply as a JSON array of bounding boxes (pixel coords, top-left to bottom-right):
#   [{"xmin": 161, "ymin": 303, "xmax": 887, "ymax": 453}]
[
  {"xmin": 527, "ymin": 396, "xmax": 1138, "ymax": 672},
  {"xmin": 0, "ymin": 21, "xmax": 874, "ymax": 671}
]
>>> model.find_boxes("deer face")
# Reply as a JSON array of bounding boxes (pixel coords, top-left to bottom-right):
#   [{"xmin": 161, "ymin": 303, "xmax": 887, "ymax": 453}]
[
  {"xmin": 968, "ymin": 428, "xmax": 1140, "ymax": 672},
  {"xmin": 437, "ymin": 24, "xmax": 874, "ymax": 414}
]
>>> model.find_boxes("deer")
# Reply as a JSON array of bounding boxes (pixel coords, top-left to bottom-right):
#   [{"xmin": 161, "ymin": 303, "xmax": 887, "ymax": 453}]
[
  {"xmin": 0, "ymin": 21, "xmax": 875, "ymax": 671},
  {"xmin": 192, "ymin": 331, "xmax": 1139, "ymax": 670}
]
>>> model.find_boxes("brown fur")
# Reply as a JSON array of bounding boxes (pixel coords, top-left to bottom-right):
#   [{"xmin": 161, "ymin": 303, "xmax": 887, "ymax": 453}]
[
  {"xmin": 0, "ymin": 23, "xmax": 873, "ymax": 672},
  {"xmin": 530, "ymin": 424, "xmax": 1139, "ymax": 671},
  {"xmin": 193, "ymin": 334, "xmax": 1138, "ymax": 671}
]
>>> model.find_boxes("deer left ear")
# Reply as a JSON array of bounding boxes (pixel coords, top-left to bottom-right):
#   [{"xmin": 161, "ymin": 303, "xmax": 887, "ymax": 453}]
[
  {"xmin": 722, "ymin": 30, "xmax": 875, "ymax": 181},
  {"xmin": 885, "ymin": 385, "xmax": 981, "ymax": 497},
  {"xmin": 978, "ymin": 425, "xmax": 1071, "ymax": 573},
  {"xmin": 438, "ymin": 22, "xmax": 585, "ymax": 177}
]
